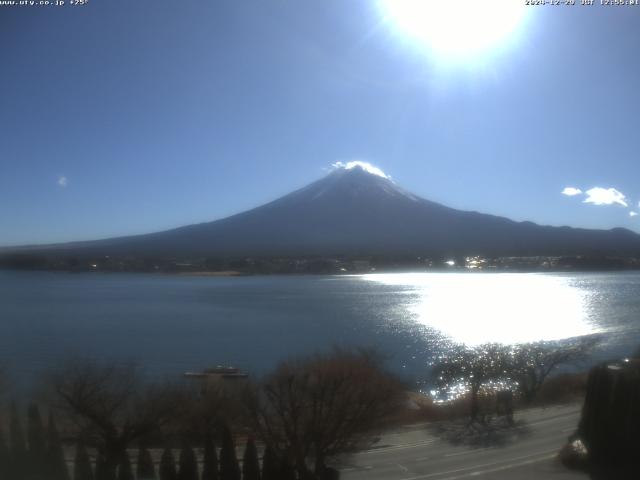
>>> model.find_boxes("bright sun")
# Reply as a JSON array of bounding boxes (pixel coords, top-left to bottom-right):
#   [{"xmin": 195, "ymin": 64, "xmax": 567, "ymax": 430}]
[{"xmin": 380, "ymin": 0, "xmax": 528, "ymax": 60}]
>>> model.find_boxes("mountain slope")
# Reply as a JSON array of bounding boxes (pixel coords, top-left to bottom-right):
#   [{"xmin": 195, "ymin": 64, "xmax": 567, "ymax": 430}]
[{"xmin": 7, "ymin": 165, "xmax": 640, "ymax": 258}]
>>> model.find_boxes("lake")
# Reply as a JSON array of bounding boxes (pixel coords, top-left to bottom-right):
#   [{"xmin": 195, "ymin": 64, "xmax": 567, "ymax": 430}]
[{"xmin": 1, "ymin": 270, "xmax": 639, "ymax": 391}]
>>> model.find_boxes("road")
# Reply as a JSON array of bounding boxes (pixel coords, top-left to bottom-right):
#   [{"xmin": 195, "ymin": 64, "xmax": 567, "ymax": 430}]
[{"xmin": 340, "ymin": 404, "xmax": 587, "ymax": 480}]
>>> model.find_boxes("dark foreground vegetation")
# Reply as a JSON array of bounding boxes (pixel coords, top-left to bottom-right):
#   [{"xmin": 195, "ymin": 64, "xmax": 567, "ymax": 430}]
[
  {"xmin": 0, "ymin": 349, "xmax": 405, "ymax": 480},
  {"xmin": 0, "ymin": 340, "xmax": 636, "ymax": 480},
  {"xmin": 559, "ymin": 347, "xmax": 640, "ymax": 479}
]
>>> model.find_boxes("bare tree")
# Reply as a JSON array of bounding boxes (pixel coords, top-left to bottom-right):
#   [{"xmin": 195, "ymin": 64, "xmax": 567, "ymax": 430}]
[
  {"xmin": 246, "ymin": 348, "xmax": 404, "ymax": 478},
  {"xmin": 432, "ymin": 337, "xmax": 598, "ymax": 419},
  {"xmin": 431, "ymin": 343, "xmax": 511, "ymax": 422},
  {"xmin": 510, "ymin": 337, "xmax": 596, "ymax": 403},
  {"xmin": 177, "ymin": 379, "xmax": 246, "ymax": 443},
  {"xmin": 50, "ymin": 360, "xmax": 181, "ymax": 480}
]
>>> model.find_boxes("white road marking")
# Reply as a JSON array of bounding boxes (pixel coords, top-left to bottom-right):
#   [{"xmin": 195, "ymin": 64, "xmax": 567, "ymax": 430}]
[
  {"xmin": 444, "ymin": 448, "xmax": 490, "ymax": 458},
  {"xmin": 526, "ymin": 413, "xmax": 580, "ymax": 428},
  {"xmin": 360, "ymin": 439, "xmax": 437, "ymax": 455},
  {"xmin": 343, "ymin": 405, "xmax": 581, "ymax": 478},
  {"xmin": 446, "ymin": 454, "xmax": 555, "ymax": 479},
  {"xmin": 340, "ymin": 465, "xmax": 373, "ymax": 472},
  {"xmin": 362, "ymin": 412, "xmax": 577, "ymax": 458},
  {"xmin": 400, "ymin": 448, "xmax": 558, "ymax": 480}
]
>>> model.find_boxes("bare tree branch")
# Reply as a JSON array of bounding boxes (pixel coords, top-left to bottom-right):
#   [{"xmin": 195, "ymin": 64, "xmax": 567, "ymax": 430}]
[
  {"xmin": 50, "ymin": 359, "xmax": 182, "ymax": 480},
  {"xmin": 246, "ymin": 348, "xmax": 405, "ymax": 477}
]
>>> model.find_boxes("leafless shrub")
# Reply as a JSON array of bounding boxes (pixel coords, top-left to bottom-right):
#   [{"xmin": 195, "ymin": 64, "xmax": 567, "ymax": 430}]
[
  {"xmin": 431, "ymin": 343, "xmax": 512, "ymax": 423},
  {"xmin": 510, "ymin": 336, "xmax": 596, "ymax": 404},
  {"xmin": 176, "ymin": 378, "xmax": 249, "ymax": 443},
  {"xmin": 49, "ymin": 359, "xmax": 182, "ymax": 480},
  {"xmin": 431, "ymin": 337, "xmax": 598, "ymax": 422},
  {"xmin": 246, "ymin": 348, "xmax": 405, "ymax": 478}
]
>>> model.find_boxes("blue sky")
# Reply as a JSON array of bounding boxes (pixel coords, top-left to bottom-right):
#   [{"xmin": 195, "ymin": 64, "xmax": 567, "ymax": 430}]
[{"xmin": 1, "ymin": 0, "xmax": 639, "ymax": 246}]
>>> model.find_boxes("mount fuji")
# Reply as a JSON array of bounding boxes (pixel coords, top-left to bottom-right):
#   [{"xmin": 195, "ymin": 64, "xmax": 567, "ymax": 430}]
[{"xmin": 6, "ymin": 163, "xmax": 640, "ymax": 259}]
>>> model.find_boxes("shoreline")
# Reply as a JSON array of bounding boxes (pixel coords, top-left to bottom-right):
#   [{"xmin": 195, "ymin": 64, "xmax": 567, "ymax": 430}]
[{"xmin": 4, "ymin": 266, "xmax": 640, "ymax": 276}]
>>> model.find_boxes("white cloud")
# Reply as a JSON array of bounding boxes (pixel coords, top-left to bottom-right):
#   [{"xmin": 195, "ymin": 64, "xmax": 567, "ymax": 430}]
[
  {"xmin": 630, "ymin": 211, "xmax": 638, "ymax": 217},
  {"xmin": 57, "ymin": 175, "xmax": 68, "ymax": 188},
  {"xmin": 561, "ymin": 187, "xmax": 582, "ymax": 196},
  {"xmin": 583, "ymin": 187, "xmax": 628, "ymax": 207},
  {"xmin": 331, "ymin": 161, "xmax": 390, "ymax": 179}
]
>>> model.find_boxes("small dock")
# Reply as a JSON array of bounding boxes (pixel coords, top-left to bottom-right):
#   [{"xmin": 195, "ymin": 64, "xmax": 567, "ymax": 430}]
[{"xmin": 184, "ymin": 365, "xmax": 249, "ymax": 380}]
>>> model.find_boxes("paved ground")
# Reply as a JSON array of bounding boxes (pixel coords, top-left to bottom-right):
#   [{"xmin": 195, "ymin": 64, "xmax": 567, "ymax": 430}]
[{"xmin": 340, "ymin": 404, "xmax": 588, "ymax": 480}]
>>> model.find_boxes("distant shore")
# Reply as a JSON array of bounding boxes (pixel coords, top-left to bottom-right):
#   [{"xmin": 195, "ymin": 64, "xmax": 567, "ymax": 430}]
[
  {"xmin": 3, "ymin": 265, "xmax": 640, "ymax": 276},
  {"xmin": 176, "ymin": 270, "xmax": 245, "ymax": 277},
  {"xmin": 3, "ymin": 252, "xmax": 640, "ymax": 275}
]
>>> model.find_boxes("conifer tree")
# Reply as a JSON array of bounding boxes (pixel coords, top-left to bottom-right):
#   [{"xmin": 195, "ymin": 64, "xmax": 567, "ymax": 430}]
[
  {"xmin": 0, "ymin": 425, "xmax": 9, "ymax": 480},
  {"xmin": 219, "ymin": 426, "xmax": 240, "ymax": 480},
  {"xmin": 73, "ymin": 442, "xmax": 94, "ymax": 480},
  {"xmin": 136, "ymin": 445, "xmax": 156, "ymax": 480},
  {"xmin": 178, "ymin": 444, "xmax": 198, "ymax": 480},
  {"xmin": 46, "ymin": 412, "xmax": 70, "ymax": 480},
  {"xmin": 201, "ymin": 435, "xmax": 219, "ymax": 480},
  {"xmin": 159, "ymin": 448, "xmax": 178, "ymax": 480},
  {"xmin": 10, "ymin": 402, "xmax": 27, "ymax": 480},
  {"xmin": 260, "ymin": 446, "xmax": 278, "ymax": 480},
  {"xmin": 117, "ymin": 450, "xmax": 134, "ymax": 480},
  {"xmin": 242, "ymin": 438, "xmax": 260, "ymax": 480},
  {"xmin": 279, "ymin": 456, "xmax": 296, "ymax": 480},
  {"xmin": 95, "ymin": 451, "xmax": 108, "ymax": 480},
  {"xmin": 27, "ymin": 404, "xmax": 47, "ymax": 479}
]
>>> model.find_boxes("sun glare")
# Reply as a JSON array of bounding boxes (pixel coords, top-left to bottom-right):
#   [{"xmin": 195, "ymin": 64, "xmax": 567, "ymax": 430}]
[
  {"xmin": 362, "ymin": 273, "xmax": 596, "ymax": 346},
  {"xmin": 380, "ymin": 0, "xmax": 528, "ymax": 61}
]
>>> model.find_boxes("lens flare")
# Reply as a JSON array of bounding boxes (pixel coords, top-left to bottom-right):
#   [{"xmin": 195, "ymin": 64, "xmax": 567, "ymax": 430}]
[{"xmin": 380, "ymin": 0, "xmax": 528, "ymax": 61}]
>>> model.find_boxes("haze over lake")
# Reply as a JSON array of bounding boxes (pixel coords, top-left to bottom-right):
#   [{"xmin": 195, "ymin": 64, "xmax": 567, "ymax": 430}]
[{"xmin": 1, "ymin": 270, "xmax": 638, "ymax": 389}]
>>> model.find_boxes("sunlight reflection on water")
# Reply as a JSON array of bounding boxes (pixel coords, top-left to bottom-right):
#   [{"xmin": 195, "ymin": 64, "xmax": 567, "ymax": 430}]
[{"xmin": 361, "ymin": 273, "xmax": 597, "ymax": 345}]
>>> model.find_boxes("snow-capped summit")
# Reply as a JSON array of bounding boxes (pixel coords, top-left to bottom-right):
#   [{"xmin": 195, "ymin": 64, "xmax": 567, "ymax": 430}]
[
  {"xmin": 291, "ymin": 161, "xmax": 419, "ymax": 204},
  {"xmin": 330, "ymin": 160, "xmax": 391, "ymax": 179}
]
